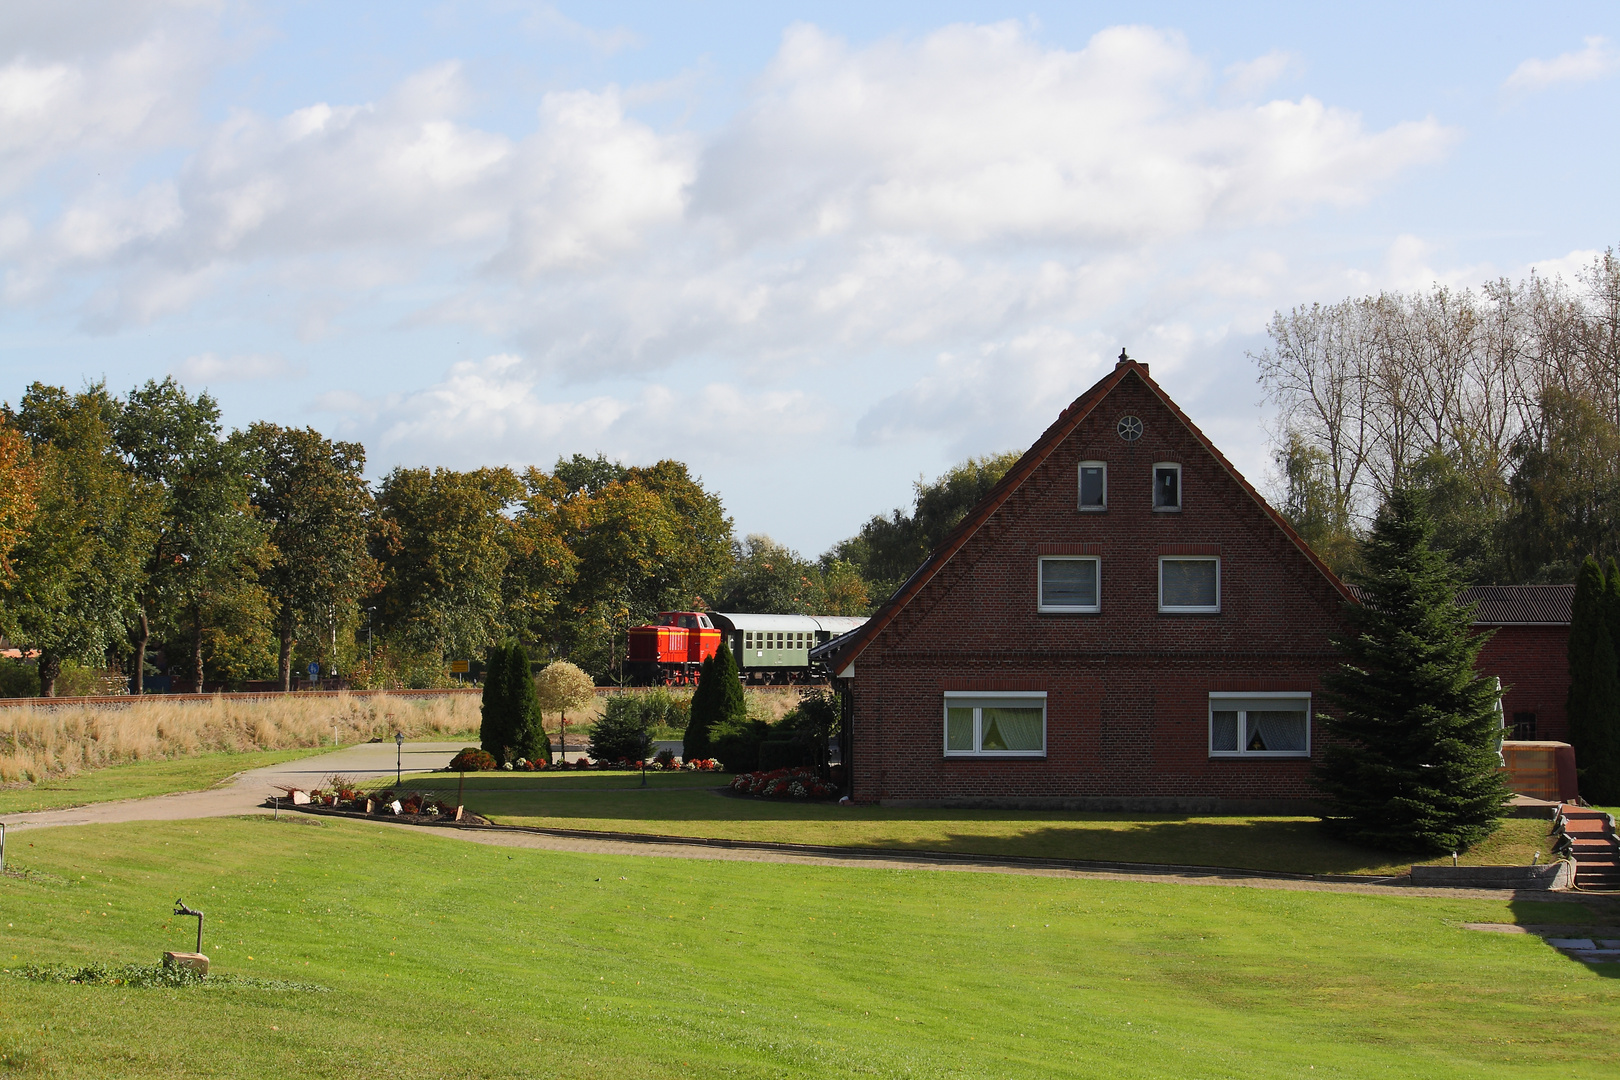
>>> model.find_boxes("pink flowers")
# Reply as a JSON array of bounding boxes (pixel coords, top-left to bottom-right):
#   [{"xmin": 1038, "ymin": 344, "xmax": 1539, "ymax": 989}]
[{"xmin": 729, "ymin": 767, "xmax": 837, "ymax": 799}]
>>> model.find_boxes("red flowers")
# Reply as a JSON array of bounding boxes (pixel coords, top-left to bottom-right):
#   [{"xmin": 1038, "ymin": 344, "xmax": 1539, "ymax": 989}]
[{"xmin": 729, "ymin": 767, "xmax": 837, "ymax": 799}]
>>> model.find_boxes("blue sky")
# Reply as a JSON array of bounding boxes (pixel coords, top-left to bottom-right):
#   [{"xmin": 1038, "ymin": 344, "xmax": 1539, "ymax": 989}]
[{"xmin": 4, "ymin": 1, "xmax": 1619, "ymax": 555}]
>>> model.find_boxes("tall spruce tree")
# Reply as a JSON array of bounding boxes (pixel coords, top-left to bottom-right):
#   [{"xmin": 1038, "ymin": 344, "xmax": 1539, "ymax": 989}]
[
  {"xmin": 1315, "ymin": 488, "xmax": 1509, "ymax": 852},
  {"xmin": 480, "ymin": 641, "xmax": 514, "ymax": 764}
]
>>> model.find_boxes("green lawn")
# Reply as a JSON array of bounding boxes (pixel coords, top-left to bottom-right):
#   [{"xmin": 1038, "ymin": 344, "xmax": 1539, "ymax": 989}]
[
  {"xmin": 0, "ymin": 748, "xmax": 341, "ymax": 815},
  {"xmin": 380, "ymin": 771, "xmax": 1559, "ymax": 877},
  {"xmin": 1, "ymin": 816, "xmax": 1616, "ymax": 1078}
]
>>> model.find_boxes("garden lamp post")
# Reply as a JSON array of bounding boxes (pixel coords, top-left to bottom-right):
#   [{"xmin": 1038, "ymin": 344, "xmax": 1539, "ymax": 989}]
[{"xmin": 395, "ymin": 731, "xmax": 404, "ymax": 785}]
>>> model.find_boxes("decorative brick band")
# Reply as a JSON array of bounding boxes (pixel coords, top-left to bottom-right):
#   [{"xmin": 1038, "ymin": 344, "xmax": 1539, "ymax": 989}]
[
  {"xmin": 1158, "ymin": 543, "xmax": 1220, "ymax": 555},
  {"xmin": 1037, "ymin": 543, "xmax": 1103, "ymax": 555},
  {"xmin": 941, "ymin": 678, "xmax": 1049, "ymax": 692}
]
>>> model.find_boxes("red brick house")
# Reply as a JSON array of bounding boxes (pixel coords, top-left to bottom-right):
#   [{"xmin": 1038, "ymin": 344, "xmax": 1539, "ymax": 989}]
[{"xmin": 817, "ymin": 355, "xmax": 1355, "ymax": 810}]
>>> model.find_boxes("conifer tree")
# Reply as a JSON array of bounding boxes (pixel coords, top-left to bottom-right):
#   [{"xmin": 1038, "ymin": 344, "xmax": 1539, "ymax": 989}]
[
  {"xmin": 1567, "ymin": 556, "xmax": 1607, "ymax": 791},
  {"xmin": 1315, "ymin": 488, "xmax": 1509, "ymax": 852},
  {"xmin": 683, "ymin": 652, "xmax": 718, "ymax": 761},
  {"xmin": 505, "ymin": 642, "xmax": 551, "ymax": 764},
  {"xmin": 1582, "ymin": 621, "xmax": 1620, "ymax": 804},
  {"xmin": 480, "ymin": 641, "xmax": 513, "ymax": 764}
]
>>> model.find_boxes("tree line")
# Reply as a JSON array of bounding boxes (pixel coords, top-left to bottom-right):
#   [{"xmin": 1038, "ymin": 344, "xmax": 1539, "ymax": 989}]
[
  {"xmin": 1257, "ymin": 249, "xmax": 1620, "ymax": 583},
  {"xmin": 0, "ymin": 377, "xmax": 1018, "ymax": 695}
]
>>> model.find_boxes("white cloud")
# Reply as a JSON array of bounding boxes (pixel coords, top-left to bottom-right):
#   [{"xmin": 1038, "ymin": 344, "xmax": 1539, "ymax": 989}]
[
  {"xmin": 1222, "ymin": 50, "xmax": 1303, "ymax": 100},
  {"xmin": 691, "ymin": 23, "xmax": 1452, "ymax": 246},
  {"xmin": 171, "ymin": 351, "xmax": 304, "ymax": 383},
  {"xmin": 1504, "ymin": 37, "xmax": 1619, "ymax": 93}
]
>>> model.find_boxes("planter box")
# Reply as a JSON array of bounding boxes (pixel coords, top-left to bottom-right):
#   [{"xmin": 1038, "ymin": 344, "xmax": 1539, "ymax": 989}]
[{"xmin": 1409, "ymin": 862, "xmax": 1572, "ymax": 890}]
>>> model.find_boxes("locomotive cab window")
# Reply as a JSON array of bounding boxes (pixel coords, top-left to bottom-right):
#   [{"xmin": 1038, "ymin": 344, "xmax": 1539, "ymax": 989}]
[
  {"xmin": 944, "ymin": 692, "xmax": 1047, "ymax": 757},
  {"xmin": 1153, "ymin": 463, "xmax": 1181, "ymax": 511},
  {"xmin": 1078, "ymin": 461, "xmax": 1106, "ymax": 510}
]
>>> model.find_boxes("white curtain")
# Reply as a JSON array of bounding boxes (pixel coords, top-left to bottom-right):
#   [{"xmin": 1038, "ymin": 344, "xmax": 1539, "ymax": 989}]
[
  {"xmin": 982, "ymin": 708, "xmax": 1043, "ymax": 751},
  {"xmin": 1211, "ymin": 711, "xmax": 1239, "ymax": 751},
  {"xmin": 1248, "ymin": 711, "xmax": 1307, "ymax": 752}
]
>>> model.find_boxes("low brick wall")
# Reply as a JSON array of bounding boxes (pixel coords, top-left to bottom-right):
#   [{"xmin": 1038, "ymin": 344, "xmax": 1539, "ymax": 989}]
[{"xmin": 1408, "ymin": 862, "xmax": 1572, "ymax": 890}]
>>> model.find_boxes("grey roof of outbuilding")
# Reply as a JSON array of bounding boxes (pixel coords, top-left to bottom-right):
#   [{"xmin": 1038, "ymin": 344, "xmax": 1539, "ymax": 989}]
[
  {"xmin": 1461, "ymin": 585, "xmax": 1574, "ymax": 625},
  {"xmin": 1343, "ymin": 583, "xmax": 1573, "ymax": 625}
]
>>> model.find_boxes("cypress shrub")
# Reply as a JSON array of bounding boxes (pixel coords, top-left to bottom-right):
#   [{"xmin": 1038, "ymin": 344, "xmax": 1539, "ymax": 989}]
[
  {"xmin": 683, "ymin": 654, "xmax": 718, "ymax": 761},
  {"xmin": 1314, "ymin": 488, "xmax": 1509, "ymax": 852},
  {"xmin": 685, "ymin": 643, "xmax": 749, "ymax": 766},
  {"xmin": 1567, "ymin": 557, "xmax": 1607, "ymax": 795},
  {"xmin": 506, "ymin": 643, "xmax": 551, "ymax": 765},
  {"xmin": 480, "ymin": 641, "xmax": 513, "ymax": 764}
]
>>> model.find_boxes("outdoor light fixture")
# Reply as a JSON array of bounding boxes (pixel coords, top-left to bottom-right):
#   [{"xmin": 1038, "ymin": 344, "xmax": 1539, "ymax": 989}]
[
  {"xmin": 173, "ymin": 899, "xmax": 204, "ymax": 954},
  {"xmin": 0, "ymin": 821, "xmax": 6, "ymax": 874},
  {"xmin": 395, "ymin": 730, "xmax": 404, "ymax": 785}
]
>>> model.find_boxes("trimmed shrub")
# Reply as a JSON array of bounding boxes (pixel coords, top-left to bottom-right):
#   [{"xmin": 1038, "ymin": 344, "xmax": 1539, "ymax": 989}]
[
  {"xmin": 448, "ymin": 747, "xmax": 497, "ymax": 772},
  {"xmin": 758, "ymin": 739, "xmax": 812, "ymax": 771}
]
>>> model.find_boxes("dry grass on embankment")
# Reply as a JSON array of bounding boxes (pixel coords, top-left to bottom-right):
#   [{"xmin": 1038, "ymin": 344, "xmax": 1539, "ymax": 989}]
[{"xmin": 0, "ymin": 692, "xmax": 480, "ymax": 784}]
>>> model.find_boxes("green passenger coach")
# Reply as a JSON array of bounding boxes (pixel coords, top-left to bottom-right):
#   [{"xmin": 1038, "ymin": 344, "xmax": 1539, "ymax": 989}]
[{"xmin": 707, "ymin": 613, "xmax": 868, "ymax": 683}]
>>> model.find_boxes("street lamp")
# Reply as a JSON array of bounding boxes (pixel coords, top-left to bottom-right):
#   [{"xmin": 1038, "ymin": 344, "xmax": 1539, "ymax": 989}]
[
  {"xmin": 366, "ymin": 607, "xmax": 377, "ymax": 659},
  {"xmin": 394, "ymin": 731, "xmax": 404, "ymax": 785}
]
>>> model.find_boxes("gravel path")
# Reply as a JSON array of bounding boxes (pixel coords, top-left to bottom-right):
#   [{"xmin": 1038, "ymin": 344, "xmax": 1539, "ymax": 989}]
[
  {"xmin": 0, "ymin": 741, "xmax": 467, "ymax": 832},
  {"xmin": 4, "ymin": 743, "xmax": 1617, "ymax": 911}
]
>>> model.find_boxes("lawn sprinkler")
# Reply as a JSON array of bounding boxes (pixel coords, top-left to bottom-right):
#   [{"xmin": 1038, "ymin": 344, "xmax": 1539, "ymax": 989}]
[{"xmin": 174, "ymin": 899, "xmax": 204, "ymax": 954}]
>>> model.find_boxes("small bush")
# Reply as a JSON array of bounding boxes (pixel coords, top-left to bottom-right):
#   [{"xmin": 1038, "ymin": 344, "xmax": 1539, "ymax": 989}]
[
  {"xmin": 0, "ymin": 659, "xmax": 37, "ymax": 698},
  {"xmin": 448, "ymin": 747, "xmax": 497, "ymax": 772},
  {"xmin": 757, "ymin": 739, "xmax": 812, "ymax": 771},
  {"xmin": 589, "ymin": 695, "xmax": 654, "ymax": 763}
]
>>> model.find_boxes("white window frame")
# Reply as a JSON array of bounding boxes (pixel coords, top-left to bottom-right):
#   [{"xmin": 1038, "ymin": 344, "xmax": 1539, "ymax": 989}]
[
  {"xmin": 1078, "ymin": 460, "xmax": 1107, "ymax": 511},
  {"xmin": 1152, "ymin": 462, "xmax": 1182, "ymax": 512},
  {"xmin": 1037, "ymin": 555, "xmax": 1101, "ymax": 613},
  {"xmin": 943, "ymin": 692, "xmax": 1047, "ymax": 758},
  {"xmin": 1208, "ymin": 693, "xmax": 1311, "ymax": 758},
  {"xmin": 1159, "ymin": 555, "xmax": 1220, "ymax": 613}
]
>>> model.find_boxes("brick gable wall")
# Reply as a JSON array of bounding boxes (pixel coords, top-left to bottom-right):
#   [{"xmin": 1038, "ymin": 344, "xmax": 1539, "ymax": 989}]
[
  {"xmin": 848, "ymin": 370, "xmax": 1349, "ymax": 808},
  {"xmin": 1476, "ymin": 625, "xmax": 1569, "ymax": 742}
]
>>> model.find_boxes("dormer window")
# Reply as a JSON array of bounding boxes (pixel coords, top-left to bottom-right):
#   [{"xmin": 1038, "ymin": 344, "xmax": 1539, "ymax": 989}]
[
  {"xmin": 1153, "ymin": 463, "xmax": 1181, "ymax": 512},
  {"xmin": 1078, "ymin": 461, "xmax": 1106, "ymax": 510}
]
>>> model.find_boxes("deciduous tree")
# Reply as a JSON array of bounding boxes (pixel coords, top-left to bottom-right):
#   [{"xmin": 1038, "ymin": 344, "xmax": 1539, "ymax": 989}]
[
  {"xmin": 4, "ymin": 385, "xmax": 155, "ymax": 695},
  {"xmin": 246, "ymin": 423, "xmax": 378, "ymax": 690},
  {"xmin": 535, "ymin": 659, "xmax": 594, "ymax": 764}
]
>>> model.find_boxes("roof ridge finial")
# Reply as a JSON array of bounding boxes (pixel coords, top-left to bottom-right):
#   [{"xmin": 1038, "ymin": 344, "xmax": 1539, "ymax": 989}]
[{"xmin": 1117, "ymin": 347, "xmax": 1130, "ymax": 367}]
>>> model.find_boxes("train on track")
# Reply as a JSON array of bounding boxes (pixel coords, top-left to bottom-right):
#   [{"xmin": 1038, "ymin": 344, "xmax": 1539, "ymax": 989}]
[{"xmin": 625, "ymin": 611, "xmax": 868, "ymax": 685}]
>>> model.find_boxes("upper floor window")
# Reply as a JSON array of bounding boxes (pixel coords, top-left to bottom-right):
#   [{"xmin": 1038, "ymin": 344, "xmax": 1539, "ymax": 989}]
[
  {"xmin": 1078, "ymin": 461, "xmax": 1107, "ymax": 510},
  {"xmin": 1160, "ymin": 556, "xmax": 1219, "ymax": 613},
  {"xmin": 1153, "ymin": 463, "xmax": 1181, "ymax": 511},
  {"xmin": 1039, "ymin": 556, "xmax": 1100, "ymax": 613}
]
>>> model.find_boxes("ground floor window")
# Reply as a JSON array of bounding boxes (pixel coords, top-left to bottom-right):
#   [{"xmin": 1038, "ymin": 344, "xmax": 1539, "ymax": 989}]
[
  {"xmin": 1209, "ymin": 693, "xmax": 1310, "ymax": 757},
  {"xmin": 944, "ymin": 692, "xmax": 1047, "ymax": 757}
]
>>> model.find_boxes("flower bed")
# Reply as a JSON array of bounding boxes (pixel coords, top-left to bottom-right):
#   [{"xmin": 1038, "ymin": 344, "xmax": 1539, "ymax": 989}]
[
  {"xmin": 553, "ymin": 756, "xmax": 724, "ymax": 772},
  {"xmin": 728, "ymin": 766, "xmax": 838, "ymax": 800}
]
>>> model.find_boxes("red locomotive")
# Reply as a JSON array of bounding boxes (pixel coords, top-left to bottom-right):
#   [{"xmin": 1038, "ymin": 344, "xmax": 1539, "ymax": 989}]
[{"xmin": 625, "ymin": 611, "xmax": 721, "ymax": 685}]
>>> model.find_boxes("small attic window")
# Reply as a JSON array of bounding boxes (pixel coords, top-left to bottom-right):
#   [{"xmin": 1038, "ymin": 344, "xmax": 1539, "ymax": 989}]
[
  {"xmin": 1078, "ymin": 462, "xmax": 1106, "ymax": 510},
  {"xmin": 1116, "ymin": 416, "xmax": 1143, "ymax": 441}
]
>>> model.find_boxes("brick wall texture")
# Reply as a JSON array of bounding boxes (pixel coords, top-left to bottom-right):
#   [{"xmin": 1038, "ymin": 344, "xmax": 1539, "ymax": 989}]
[
  {"xmin": 1475, "ymin": 625, "xmax": 1569, "ymax": 742},
  {"xmin": 848, "ymin": 369, "xmax": 1353, "ymax": 805}
]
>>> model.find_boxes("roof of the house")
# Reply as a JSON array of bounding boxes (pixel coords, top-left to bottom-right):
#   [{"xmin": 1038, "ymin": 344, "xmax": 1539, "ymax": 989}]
[
  {"xmin": 1461, "ymin": 585, "xmax": 1574, "ymax": 625},
  {"xmin": 813, "ymin": 357, "xmax": 1354, "ymax": 675}
]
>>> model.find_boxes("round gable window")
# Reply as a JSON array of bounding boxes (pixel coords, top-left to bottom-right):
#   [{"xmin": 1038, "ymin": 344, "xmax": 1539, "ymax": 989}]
[{"xmin": 1116, "ymin": 415, "xmax": 1143, "ymax": 441}]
